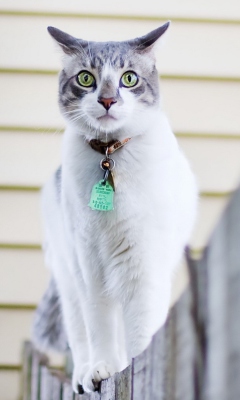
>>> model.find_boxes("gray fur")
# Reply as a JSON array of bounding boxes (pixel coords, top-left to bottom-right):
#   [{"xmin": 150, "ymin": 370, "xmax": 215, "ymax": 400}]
[
  {"xmin": 32, "ymin": 277, "xmax": 68, "ymax": 352},
  {"xmin": 55, "ymin": 166, "xmax": 62, "ymax": 203}
]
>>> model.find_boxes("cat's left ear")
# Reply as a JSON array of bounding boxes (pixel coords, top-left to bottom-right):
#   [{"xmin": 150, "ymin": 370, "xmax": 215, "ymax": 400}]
[
  {"xmin": 128, "ymin": 21, "xmax": 170, "ymax": 52},
  {"xmin": 47, "ymin": 26, "xmax": 88, "ymax": 55}
]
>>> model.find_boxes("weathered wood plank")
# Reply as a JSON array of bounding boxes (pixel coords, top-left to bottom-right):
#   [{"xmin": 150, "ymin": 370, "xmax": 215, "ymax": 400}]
[
  {"xmin": 100, "ymin": 375, "xmax": 115, "ymax": 400},
  {"xmin": 51, "ymin": 372, "xmax": 63, "ymax": 400},
  {"xmin": 187, "ymin": 252, "xmax": 207, "ymax": 400},
  {"xmin": 147, "ymin": 328, "xmax": 165, "ymax": 400},
  {"xmin": 170, "ymin": 290, "xmax": 195, "ymax": 400},
  {"xmin": 202, "ymin": 186, "xmax": 240, "ymax": 400},
  {"xmin": 31, "ymin": 347, "xmax": 48, "ymax": 400},
  {"xmin": 144, "ymin": 289, "xmax": 196, "ymax": 400},
  {"xmin": 22, "ymin": 341, "xmax": 33, "ymax": 400},
  {"xmin": 132, "ymin": 344, "xmax": 152, "ymax": 400},
  {"xmin": 62, "ymin": 381, "xmax": 74, "ymax": 400},
  {"xmin": 86, "ymin": 391, "xmax": 101, "ymax": 400},
  {"xmin": 40, "ymin": 365, "xmax": 53, "ymax": 400},
  {"xmin": 225, "ymin": 188, "xmax": 240, "ymax": 400},
  {"xmin": 115, "ymin": 366, "xmax": 132, "ymax": 400}
]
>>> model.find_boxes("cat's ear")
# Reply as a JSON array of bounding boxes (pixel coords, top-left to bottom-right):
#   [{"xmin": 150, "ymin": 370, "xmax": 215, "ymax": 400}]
[
  {"xmin": 128, "ymin": 21, "xmax": 170, "ymax": 52},
  {"xmin": 47, "ymin": 26, "xmax": 87, "ymax": 55}
]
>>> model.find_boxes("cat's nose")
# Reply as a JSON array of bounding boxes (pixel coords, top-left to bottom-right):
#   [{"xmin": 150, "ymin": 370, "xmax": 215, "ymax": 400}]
[{"xmin": 98, "ymin": 97, "xmax": 117, "ymax": 111}]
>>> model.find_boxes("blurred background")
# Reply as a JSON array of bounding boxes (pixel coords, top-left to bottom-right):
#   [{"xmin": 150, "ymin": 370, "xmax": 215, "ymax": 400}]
[{"xmin": 0, "ymin": 1, "xmax": 240, "ymax": 399}]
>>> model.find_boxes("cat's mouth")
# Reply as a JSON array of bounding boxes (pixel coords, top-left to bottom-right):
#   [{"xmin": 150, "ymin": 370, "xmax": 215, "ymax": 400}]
[{"xmin": 97, "ymin": 113, "xmax": 116, "ymax": 122}]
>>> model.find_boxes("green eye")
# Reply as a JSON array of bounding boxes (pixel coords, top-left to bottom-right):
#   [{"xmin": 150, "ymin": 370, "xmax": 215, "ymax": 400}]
[
  {"xmin": 77, "ymin": 71, "xmax": 95, "ymax": 87},
  {"xmin": 120, "ymin": 71, "xmax": 138, "ymax": 88}
]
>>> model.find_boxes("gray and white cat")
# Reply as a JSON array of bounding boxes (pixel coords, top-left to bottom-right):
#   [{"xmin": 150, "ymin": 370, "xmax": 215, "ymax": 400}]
[{"xmin": 33, "ymin": 22, "xmax": 197, "ymax": 393}]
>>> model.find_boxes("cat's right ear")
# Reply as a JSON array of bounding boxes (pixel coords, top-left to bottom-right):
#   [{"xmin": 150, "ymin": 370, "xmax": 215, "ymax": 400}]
[{"xmin": 47, "ymin": 26, "xmax": 87, "ymax": 55}]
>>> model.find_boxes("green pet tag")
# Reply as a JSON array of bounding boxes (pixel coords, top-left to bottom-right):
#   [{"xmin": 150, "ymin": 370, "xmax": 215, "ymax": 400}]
[{"xmin": 89, "ymin": 180, "xmax": 114, "ymax": 211}]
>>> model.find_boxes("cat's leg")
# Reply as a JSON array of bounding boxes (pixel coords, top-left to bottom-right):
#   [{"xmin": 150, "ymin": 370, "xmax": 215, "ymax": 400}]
[
  {"xmin": 79, "ymin": 292, "xmax": 122, "ymax": 392},
  {"xmin": 122, "ymin": 271, "xmax": 172, "ymax": 361},
  {"xmin": 49, "ymin": 250, "xmax": 90, "ymax": 393},
  {"xmin": 57, "ymin": 278, "xmax": 90, "ymax": 392}
]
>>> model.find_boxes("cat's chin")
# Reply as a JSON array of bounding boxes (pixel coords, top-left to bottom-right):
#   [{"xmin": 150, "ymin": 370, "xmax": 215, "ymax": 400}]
[
  {"xmin": 97, "ymin": 114, "xmax": 116, "ymax": 122},
  {"xmin": 91, "ymin": 117, "xmax": 127, "ymax": 137}
]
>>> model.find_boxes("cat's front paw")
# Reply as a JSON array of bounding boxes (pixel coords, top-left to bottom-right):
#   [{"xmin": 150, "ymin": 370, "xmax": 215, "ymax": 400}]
[
  {"xmin": 72, "ymin": 363, "xmax": 89, "ymax": 394},
  {"xmin": 82, "ymin": 361, "xmax": 116, "ymax": 393}
]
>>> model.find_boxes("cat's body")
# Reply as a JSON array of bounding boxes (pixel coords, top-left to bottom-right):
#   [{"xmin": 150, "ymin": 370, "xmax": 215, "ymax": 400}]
[{"xmin": 33, "ymin": 23, "xmax": 197, "ymax": 393}]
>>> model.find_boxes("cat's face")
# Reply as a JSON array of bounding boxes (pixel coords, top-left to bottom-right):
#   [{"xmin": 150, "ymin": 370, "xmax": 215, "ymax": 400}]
[{"xmin": 48, "ymin": 23, "xmax": 169, "ymax": 139}]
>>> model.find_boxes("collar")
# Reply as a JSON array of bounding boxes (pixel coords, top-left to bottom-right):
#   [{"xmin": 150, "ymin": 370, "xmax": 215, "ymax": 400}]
[{"xmin": 88, "ymin": 138, "xmax": 131, "ymax": 155}]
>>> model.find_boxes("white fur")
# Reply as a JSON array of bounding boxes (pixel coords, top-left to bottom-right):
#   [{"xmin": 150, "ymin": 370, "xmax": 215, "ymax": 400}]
[{"xmin": 42, "ymin": 59, "xmax": 198, "ymax": 393}]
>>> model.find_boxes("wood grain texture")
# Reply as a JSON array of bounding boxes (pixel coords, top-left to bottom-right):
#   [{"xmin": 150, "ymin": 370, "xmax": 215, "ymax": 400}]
[
  {"xmin": 62, "ymin": 381, "xmax": 74, "ymax": 400},
  {"xmin": 40, "ymin": 366, "xmax": 53, "ymax": 400},
  {"xmin": 115, "ymin": 366, "xmax": 132, "ymax": 400},
  {"xmin": 100, "ymin": 376, "xmax": 115, "ymax": 400},
  {"xmin": 30, "ymin": 346, "xmax": 48, "ymax": 400},
  {"xmin": 22, "ymin": 341, "xmax": 33, "ymax": 400},
  {"xmin": 51, "ymin": 375, "xmax": 62, "ymax": 399}
]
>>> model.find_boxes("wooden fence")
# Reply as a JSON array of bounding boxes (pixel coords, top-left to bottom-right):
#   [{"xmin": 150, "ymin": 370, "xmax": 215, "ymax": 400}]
[{"xmin": 22, "ymin": 185, "xmax": 240, "ymax": 400}]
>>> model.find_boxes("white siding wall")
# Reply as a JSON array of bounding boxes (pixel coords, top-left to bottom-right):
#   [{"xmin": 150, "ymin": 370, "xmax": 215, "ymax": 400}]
[{"xmin": 0, "ymin": 2, "xmax": 240, "ymax": 399}]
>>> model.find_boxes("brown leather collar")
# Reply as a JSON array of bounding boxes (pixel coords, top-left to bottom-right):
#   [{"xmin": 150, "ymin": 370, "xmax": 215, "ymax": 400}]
[{"xmin": 88, "ymin": 138, "xmax": 131, "ymax": 155}]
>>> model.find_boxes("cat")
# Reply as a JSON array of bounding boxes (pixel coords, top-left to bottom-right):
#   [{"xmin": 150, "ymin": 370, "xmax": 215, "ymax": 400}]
[{"xmin": 33, "ymin": 22, "xmax": 198, "ymax": 393}]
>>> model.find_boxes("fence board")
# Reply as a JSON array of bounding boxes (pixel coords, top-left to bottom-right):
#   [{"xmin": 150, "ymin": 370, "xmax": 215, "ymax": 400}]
[
  {"xmin": 51, "ymin": 372, "xmax": 63, "ymax": 400},
  {"xmin": 203, "ymin": 187, "xmax": 240, "ymax": 400},
  {"xmin": 40, "ymin": 365, "xmax": 53, "ymax": 400},
  {"xmin": 100, "ymin": 375, "xmax": 115, "ymax": 400},
  {"xmin": 22, "ymin": 342, "xmax": 33, "ymax": 400},
  {"xmin": 115, "ymin": 366, "xmax": 131, "ymax": 400},
  {"xmin": 63, "ymin": 381, "xmax": 74, "ymax": 400},
  {"xmin": 165, "ymin": 290, "xmax": 196, "ymax": 400},
  {"xmin": 31, "ymin": 348, "xmax": 48, "ymax": 400}
]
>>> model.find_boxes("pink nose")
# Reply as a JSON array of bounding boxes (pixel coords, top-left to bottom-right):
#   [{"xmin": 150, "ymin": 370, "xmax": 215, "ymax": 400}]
[{"xmin": 98, "ymin": 97, "xmax": 117, "ymax": 110}]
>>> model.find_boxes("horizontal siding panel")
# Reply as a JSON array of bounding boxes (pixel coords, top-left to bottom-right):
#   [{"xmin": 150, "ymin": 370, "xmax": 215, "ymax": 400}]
[
  {"xmin": 1, "ymin": 74, "xmax": 240, "ymax": 134},
  {"xmin": 0, "ymin": 310, "xmax": 64, "ymax": 366},
  {"xmin": 179, "ymin": 137, "xmax": 240, "ymax": 193},
  {"xmin": 0, "ymin": 370, "xmax": 20, "ymax": 400},
  {"xmin": 0, "ymin": 74, "xmax": 62, "ymax": 128},
  {"xmin": 0, "ymin": 190, "xmax": 229, "ymax": 249},
  {"xmin": 1, "ymin": 16, "xmax": 240, "ymax": 77},
  {"xmin": 0, "ymin": 309, "xmax": 34, "ymax": 365},
  {"xmin": 2, "ymin": 132, "xmax": 240, "ymax": 193},
  {"xmin": 161, "ymin": 79, "xmax": 240, "ymax": 135},
  {"xmin": 0, "ymin": 249, "xmax": 49, "ymax": 304},
  {"xmin": 0, "ymin": 131, "xmax": 61, "ymax": 187},
  {"xmin": 0, "ymin": 191, "xmax": 42, "ymax": 245},
  {"xmin": 0, "ymin": 0, "xmax": 240, "ymax": 20},
  {"xmin": 191, "ymin": 195, "xmax": 228, "ymax": 249}
]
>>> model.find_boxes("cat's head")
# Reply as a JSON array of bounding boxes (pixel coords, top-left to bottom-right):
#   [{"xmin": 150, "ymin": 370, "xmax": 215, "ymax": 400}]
[{"xmin": 48, "ymin": 23, "xmax": 169, "ymax": 140}]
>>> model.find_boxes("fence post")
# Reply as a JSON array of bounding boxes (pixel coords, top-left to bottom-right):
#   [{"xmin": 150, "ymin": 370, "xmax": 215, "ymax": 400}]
[
  {"xmin": 40, "ymin": 365, "xmax": 53, "ymax": 400},
  {"xmin": 22, "ymin": 341, "xmax": 33, "ymax": 400},
  {"xmin": 31, "ymin": 347, "xmax": 48, "ymax": 400},
  {"xmin": 62, "ymin": 381, "xmax": 74, "ymax": 400},
  {"xmin": 115, "ymin": 366, "xmax": 132, "ymax": 400},
  {"xmin": 100, "ymin": 375, "xmax": 115, "ymax": 400},
  {"xmin": 51, "ymin": 372, "xmax": 63, "ymax": 400}
]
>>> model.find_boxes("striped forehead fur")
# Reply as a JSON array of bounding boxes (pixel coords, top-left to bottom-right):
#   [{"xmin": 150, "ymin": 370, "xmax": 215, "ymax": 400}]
[{"xmin": 59, "ymin": 42, "xmax": 158, "ymax": 96}]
